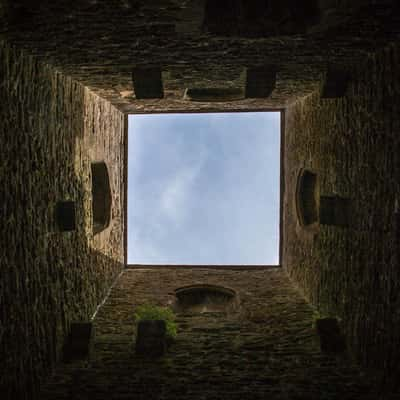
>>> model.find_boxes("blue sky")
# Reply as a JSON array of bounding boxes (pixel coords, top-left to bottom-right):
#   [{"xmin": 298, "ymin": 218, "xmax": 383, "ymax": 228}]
[{"xmin": 127, "ymin": 112, "xmax": 281, "ymax": 265}]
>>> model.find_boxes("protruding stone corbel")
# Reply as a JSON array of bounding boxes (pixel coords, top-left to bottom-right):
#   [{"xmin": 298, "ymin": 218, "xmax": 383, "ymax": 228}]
[
  {"xmin": 136, "ymin": 320, "xmax": 166, "ymax": 357},
  {"xmin": 321, "ymin": 65, "xmax": 350, "ymax": 98},
  {"xmin": 320, "ymin": 195, "xmax": 350, "ymax": 227},
  {"xmin": 245, "ymin": 65, "xmax": 277, "ymax": 98},
  {"xmin": 63, "ymin": 322, "xmax": 94, "ymax": 362},
  {"xmin": 315, "ymin": 318, "xmax": 346, "ymax": 353},
  {"xmin": 132, "ymin": 67, "xmax": 164, "ymax": 99}
]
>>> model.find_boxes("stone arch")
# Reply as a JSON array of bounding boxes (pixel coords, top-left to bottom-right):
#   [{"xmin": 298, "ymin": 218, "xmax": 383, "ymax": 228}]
[
  {"xmin": 91, "ymin": 161, "xmax": 112, "ymax": 235},
  {"xmin": 296, "ymin": 169, "xmax": 319, "ymax": 227},
  {"xmin": 173, "ymin": 284, "xmax": 239, "ymax": 313}
]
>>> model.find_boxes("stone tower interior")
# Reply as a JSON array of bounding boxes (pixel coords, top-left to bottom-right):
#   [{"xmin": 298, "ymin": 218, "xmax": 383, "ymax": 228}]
[{"xmin": 1, "ymin": 1, "xmax": 399, "ymax": 399}]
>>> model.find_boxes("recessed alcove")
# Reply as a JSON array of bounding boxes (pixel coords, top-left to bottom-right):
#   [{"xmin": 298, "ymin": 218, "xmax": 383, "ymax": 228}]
[
  {"xmin": 173, "ymin": 284, "xmax": 239, "ymax": 314},
  {"xmin": 296, "ymin": 169, "xmax": 319, "ymax": 227},
  {"xmin": 91, "ymin": 162, "xmax": 112, "ymax": 235}
]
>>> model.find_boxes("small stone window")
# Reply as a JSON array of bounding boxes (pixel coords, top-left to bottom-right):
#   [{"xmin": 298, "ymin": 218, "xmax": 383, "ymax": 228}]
[
  {"xmin": 173, "ymin": 284, "xmax": 238, "ymax": 313},
  {"xmin": 91, "ymin": 162, "xmax": 112, "ymax": 235},
  {"xmin": 296, "ymin": 169, "xmax": 319, "ymax": 226}
]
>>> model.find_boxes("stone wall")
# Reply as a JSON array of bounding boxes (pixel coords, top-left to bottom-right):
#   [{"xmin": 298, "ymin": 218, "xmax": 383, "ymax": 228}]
[
  {"xmin": 40, "ymin": 268, "xmax": 378, "ymax": 400},
  {"xmin": 282, "ymin": 43, "xmax": 400, "ymax": 393},
  {"xmin": 0, "ymin": 42, "xmax": 125, "ymax": 399},
  {"xmin": 1, "ymin": 1, "xmax": 400, "ymax": 398},
  {"xmin": 2, "ymin": 1, "xmax": 399, "ymax": 112}
]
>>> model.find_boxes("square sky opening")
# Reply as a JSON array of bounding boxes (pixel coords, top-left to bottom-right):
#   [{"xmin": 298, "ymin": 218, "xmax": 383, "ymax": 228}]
[{"xmin": 127, "ymin": 111, "xmax": 281, "ymax": 265}]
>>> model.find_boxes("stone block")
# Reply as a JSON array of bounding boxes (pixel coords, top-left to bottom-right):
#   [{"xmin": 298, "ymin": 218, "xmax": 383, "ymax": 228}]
[
  {"xmin": 320, "ymin": 195, "xmax": 350, "ymax": 227},
  {"xmin": 316, "ymin": 318, "xmax": 346, "ymax": 353},
  {"xmin": 63, "ymin": 322, "xmax": 94, "ymax": 361},
  {"xmin": 55, "ymin": 201, "xmax": 76, "ymax": 231},
  {"xmin": 132, "ymin": 67, "xmax": 164, "ymax": 99},
  {"xmin": 245, "ymin": 66, "xmax": 277, "ymax": 98},
  {"xmin": 321, "ymin": 66, "xmax": 350, "ymax": 98},
  {"xmin": 135, "ymin": 320, "xmax": 166, "ymax": 357}
]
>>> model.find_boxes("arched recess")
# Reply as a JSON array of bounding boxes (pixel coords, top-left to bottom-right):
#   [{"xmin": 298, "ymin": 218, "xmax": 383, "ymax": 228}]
[
  {"xmin": 296, "ymin": 169, "xmax": 319, "ymax": 227},
  {"xmin": 173, "ymin": 284, "xmax": 239, "ymax": 313},
  {"xmin": 91, "ymin": 161, "xmax": 112, "ymax": 235}
]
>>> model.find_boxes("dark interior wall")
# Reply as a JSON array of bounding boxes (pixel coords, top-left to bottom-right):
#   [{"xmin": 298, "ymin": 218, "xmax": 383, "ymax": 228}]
[
  {"xmin": 0, "ymin": 42, "xmax": 125, "ymax": 400},
  {"xmin": 1, "ymin": 1, "xmax": 399, "ymax": 398},
  {"xmin": 2, "ymin": 0, "xmax": 398, "ymax": 113},
  {"xmin": 41, "ymin": 268, "xmax": 379, "ymax": 399},
  {"xmin": 282, "ymin": 43, "xmax": 400, "ymax": 391}
]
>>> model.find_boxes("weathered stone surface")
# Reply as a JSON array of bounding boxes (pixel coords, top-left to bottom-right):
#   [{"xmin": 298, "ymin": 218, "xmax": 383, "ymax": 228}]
[
  {"xmin": 2, "ymin": 1, "xmax": 399, "ymax": 112},
  {"xmin": 40, "ymin": 268, "xmax": 378, "ymax": 399},
  {"xmin": 203, "ymin": 0, "xmax": 321, "ymax": 37},
  {"xmin": 0, "ymin": 42, "xmax": 125, "ymax": 400},
  {"xmin": 283, "ymin": 43, "xmax": 400, "ymax": 394},
  {"xmin": 1, "ymin": 1, "xmax": 400, "ymax": 399}
]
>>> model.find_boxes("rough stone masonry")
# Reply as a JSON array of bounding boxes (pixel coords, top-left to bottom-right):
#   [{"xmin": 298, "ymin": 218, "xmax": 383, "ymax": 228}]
[{"xmin": 0, "ymin": 1, "xmax": 399, "ymax": 399}]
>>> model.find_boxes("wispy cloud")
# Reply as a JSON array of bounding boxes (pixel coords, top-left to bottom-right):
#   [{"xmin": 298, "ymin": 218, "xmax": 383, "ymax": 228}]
[{"xmin": 160, "ymin": 155, "xmax": 205, "ymax": 225}]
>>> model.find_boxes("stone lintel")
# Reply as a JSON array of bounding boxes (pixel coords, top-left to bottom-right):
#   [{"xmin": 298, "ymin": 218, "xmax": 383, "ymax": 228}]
[{"xmin": 184, "ymin": 87, "xmax": 244, "ymax": 102}]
